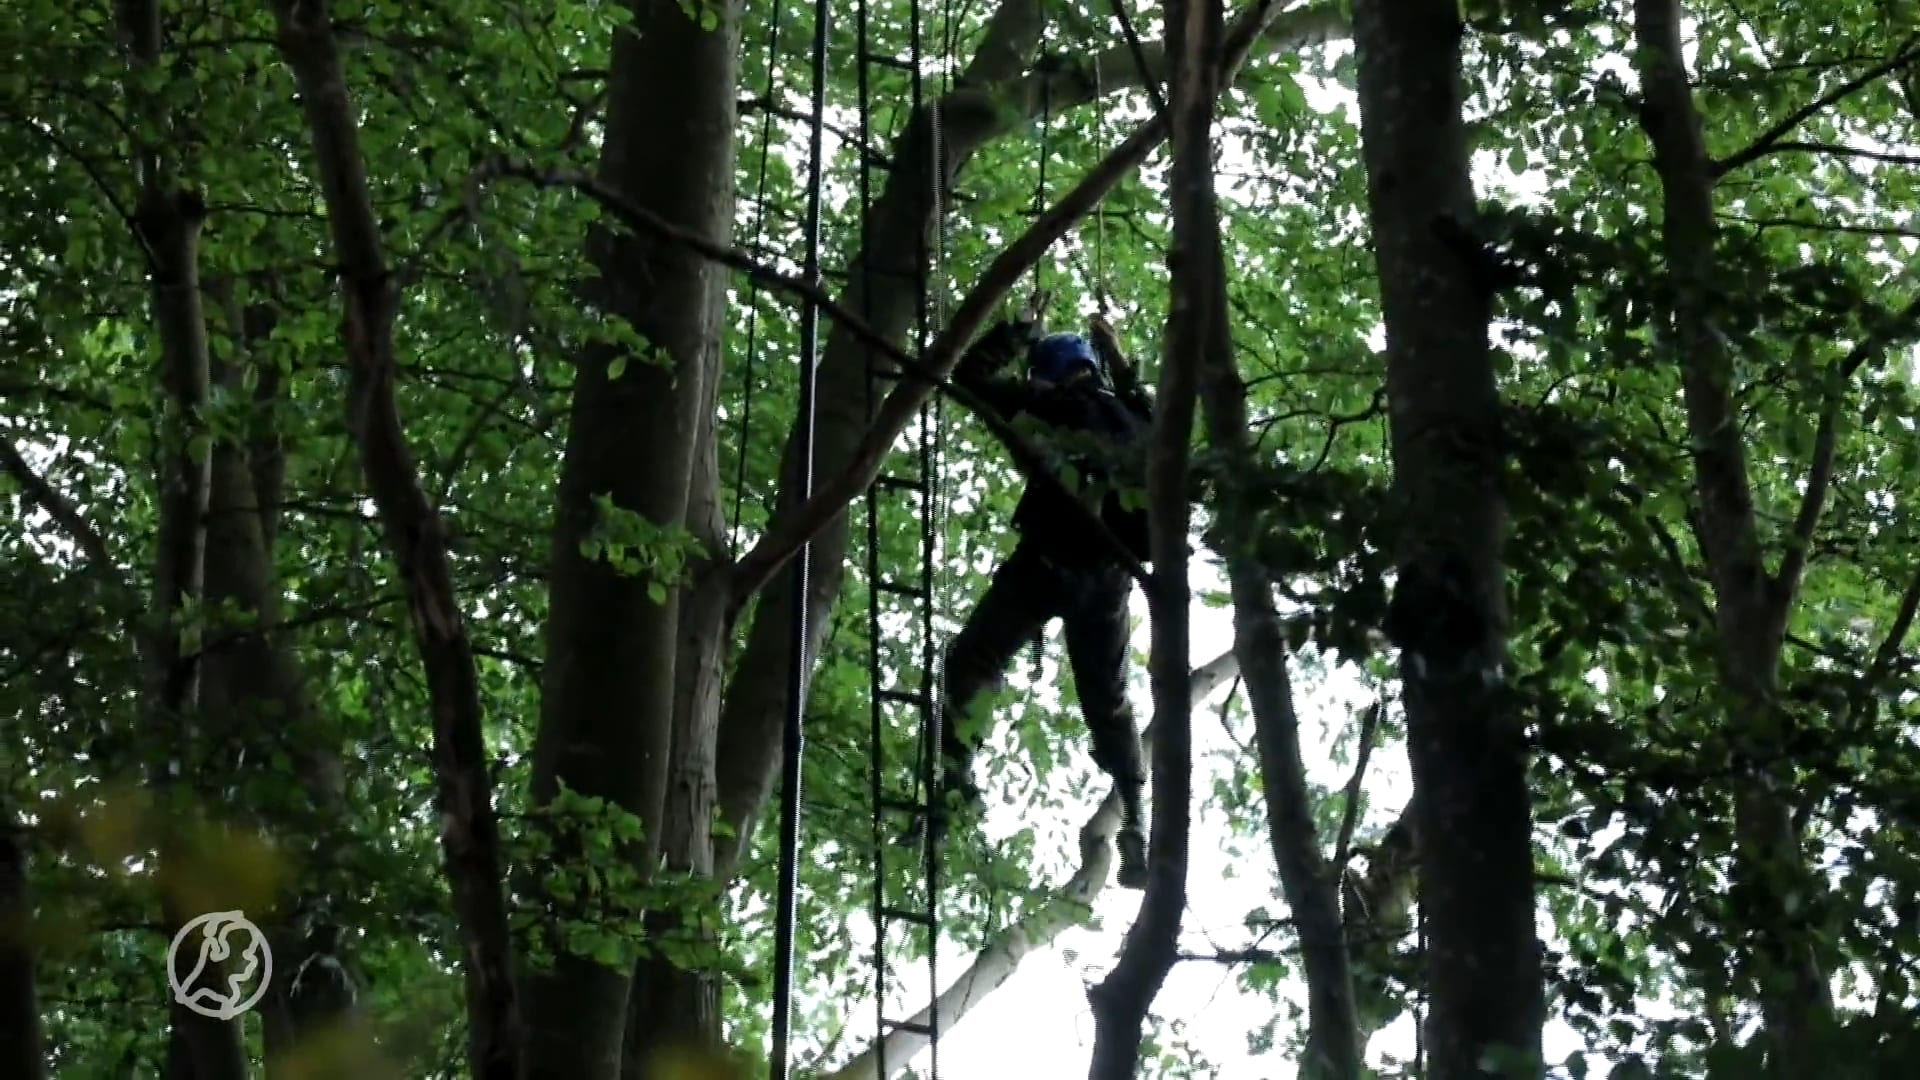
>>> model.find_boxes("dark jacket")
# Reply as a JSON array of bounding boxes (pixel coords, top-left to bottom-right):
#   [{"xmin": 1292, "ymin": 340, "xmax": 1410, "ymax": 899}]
[{"xmin": 953, "ymin": 320, "xmax": 1154, "ymax": 566}]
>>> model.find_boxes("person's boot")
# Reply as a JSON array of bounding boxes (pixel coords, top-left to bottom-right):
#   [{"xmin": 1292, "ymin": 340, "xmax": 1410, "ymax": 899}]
[
  {"xmin": 1115, "ymin": 828, "xmax": 1148, "ymax": 890},
  {"xmin": 1114, "ymin": 780, "xmax": 1149, "ymax": 889}
]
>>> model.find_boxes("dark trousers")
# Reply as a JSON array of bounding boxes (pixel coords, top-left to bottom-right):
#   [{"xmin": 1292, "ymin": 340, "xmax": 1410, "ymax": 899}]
[{"xmin": 940, "ymin": 544, "xmax": 1147, "ymax": 825}]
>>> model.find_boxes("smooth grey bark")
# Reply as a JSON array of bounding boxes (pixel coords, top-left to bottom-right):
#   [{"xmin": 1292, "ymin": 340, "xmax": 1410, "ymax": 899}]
[
  {"xmin": 520, "ymin": 0, "xmax": 741, "ymax": 1075},
  {"xmin": 1350, "ymin": 1, "xmax": 1545, "ymax": 1077},
  {"xmin": 621, "ymin": 265, "xmax": 735, "ymax": 1074}
]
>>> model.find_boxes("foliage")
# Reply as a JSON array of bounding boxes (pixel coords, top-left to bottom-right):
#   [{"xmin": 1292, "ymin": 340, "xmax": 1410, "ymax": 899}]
[{"xmin": 3, "ymin": 0, "xmax": 1920, "ymax": 1076}]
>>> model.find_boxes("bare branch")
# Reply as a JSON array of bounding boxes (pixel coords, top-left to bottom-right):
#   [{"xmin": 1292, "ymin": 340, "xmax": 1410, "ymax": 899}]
[
  {"xmin": 1727, "ymin": 140, "xmax": 1920, "ymax": 169},
  {"xmin": 475, "ymin": 159, "xmax": 1151, "ymax": 594}
]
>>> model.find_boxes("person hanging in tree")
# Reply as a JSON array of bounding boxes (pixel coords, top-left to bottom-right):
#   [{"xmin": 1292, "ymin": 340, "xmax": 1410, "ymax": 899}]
[{"xmin": 917, "ymin": 298, "xmax": 1155, "ymax": 890}]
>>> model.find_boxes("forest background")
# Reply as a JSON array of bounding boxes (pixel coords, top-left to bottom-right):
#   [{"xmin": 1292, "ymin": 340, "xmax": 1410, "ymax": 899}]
[{"xmin": 4, "ymin": 0, "xmax": 1920, "ymax": 1078}]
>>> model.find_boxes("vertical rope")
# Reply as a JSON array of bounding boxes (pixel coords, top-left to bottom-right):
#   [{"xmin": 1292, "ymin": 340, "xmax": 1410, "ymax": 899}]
[
  {"xmin": 1091, "ymin": 47, "xmax": 1111, "ymax": 317},
  {"xmin": 768, "ymin": 0, "xmax": 832, "ymax": 1073},
  {"xmin": 1415, "ymin": 900, "xmax": 1428, "ymax": 1077},
  {"xmin": 728, "ymin": 4, "xmax": 791, "ymax": 558},
  {"xmin": 855, "ymin": 0, "xmax": 889, "ymax": 1070},
  {"xmin": 1032, "ymin": 56, "xmax": 1051, "ymax": 307},
  {"xmin": 921, "ymin": 5, "xmax": 955, "ymax": 1075}
]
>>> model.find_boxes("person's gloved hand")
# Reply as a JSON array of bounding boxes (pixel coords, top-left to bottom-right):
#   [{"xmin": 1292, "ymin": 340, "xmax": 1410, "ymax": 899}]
[{"xmin": 960, "ymin": 297, "xmax": 1048, "ymax": 379}]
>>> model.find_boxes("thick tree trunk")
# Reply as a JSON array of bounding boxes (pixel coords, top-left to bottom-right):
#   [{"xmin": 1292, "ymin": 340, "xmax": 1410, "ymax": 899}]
[
  {"xmin": 1350, "ymin": 2, "xmax": 1544, "ymax": 1077},
  {"xmin": 621, "ymin": 280, "xmax": 736, "ymax": 1074},
  {"xmin": 1084, "ymin": 1, "xmax": 1219, "ymax": 1074},
  {"xmin": 520, "ymin": 0, "xmax": 740, "ymax": 1075},
  {"xmin": 1629, "ymin": 0, "xmax": 1834, "ymax": 1060},
  {"xmin": 119, "ymin": 0, "xmax": 242, "ymax": 1066},
  {"xmin": 0, "ymin": 813, "xmax": 42, "ymax": 1080},
  {"xmin": 269, "ymin": 3, "xmax": 522, "ymax": 1076},
  {"xmin": 196, "ymin": 284, "xmax": 360, "ymax": 1072}
]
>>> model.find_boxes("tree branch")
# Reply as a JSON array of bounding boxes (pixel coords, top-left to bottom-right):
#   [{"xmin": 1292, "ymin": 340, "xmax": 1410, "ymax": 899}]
[
  {"xmin": 1722, "ymin": 140, "xmax": 1920, "ymax": 170},
  {"xmin": 820, "ymin": 652, "xmax": 1240, "ymax": 1080},
  {"xmin": 0, "ymin": 441, "xmax": 120, "ymax": 570},
  {"xmin": 475, "ymin": 159, "xmax": 1151, "ymax": 593},
  {"xmin": 1037, "ymin": 1, "xmax": 1349, "ymax": 117},
  {"xmin": 1106, "ymin": 0, "xmax": 1170, "ymax": 118},
  {"xmin": 730, "ymin": 0, "xmax": 1312, "ymax": 609},
  {"xmin": 1775, "ymin": 289, "xmax": 1920, "ymax": 605},
  {"xmin": 266, "ymin": 4, "xmax": 521, "ymax": 1076},
  {"xmin": 1085, "ymin": 0, "xmax": 1227, "ymax": 1074},
  {"xmin": 1332, "ymin": 700, "xmax": 1383, "ymax": 873},
  {"xmin": 1712, "ymin": 37, "xmax": 1920, "ymax": 177}
]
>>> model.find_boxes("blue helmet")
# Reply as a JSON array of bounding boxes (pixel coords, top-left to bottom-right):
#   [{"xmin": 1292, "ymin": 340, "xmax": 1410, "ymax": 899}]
[{"xmin": 1028, "ymin": 333, "xmax": 1099, "ymax": 384}]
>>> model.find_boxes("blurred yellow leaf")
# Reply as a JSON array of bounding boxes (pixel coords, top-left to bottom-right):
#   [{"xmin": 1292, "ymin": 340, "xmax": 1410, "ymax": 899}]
[{"xmin": 643, "ymin": 1043, "xmax": 756, "ymax": 1080}]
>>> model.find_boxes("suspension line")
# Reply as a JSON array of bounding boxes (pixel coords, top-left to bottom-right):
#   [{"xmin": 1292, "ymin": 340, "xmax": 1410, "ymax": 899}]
[{"xmin": 767, "ymin": 0, "xmax": 833, "ymax": 1072}]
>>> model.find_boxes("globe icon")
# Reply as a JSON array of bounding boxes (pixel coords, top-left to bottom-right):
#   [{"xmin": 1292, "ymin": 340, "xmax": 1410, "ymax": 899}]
[{"xmin": 167, "ymin": 911, "xmax": 274, "ymax": 1020}]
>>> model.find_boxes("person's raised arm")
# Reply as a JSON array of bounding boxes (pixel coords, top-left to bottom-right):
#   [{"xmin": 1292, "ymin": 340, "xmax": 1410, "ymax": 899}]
[
  {"xmin": 952, "ymin": 315, "xmax": 1043, "ymax": 418},
  {"xmin": 1089, "ymin": 315, "xmax": 1153, "ymax": 416}
]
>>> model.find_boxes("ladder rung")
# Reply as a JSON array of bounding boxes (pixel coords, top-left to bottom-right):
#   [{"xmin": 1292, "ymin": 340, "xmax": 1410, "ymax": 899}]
[
  {"xmin": 878, "ymin": 687, "xmax": 930, "ymax": 709},
  {"xmin": 875, "ymin": 580, "xmax": 927, "ymax": 600},
  {"xmin": 882, "ymin": 1018, "xmax": 935, "ymax": 1037},
  {"xmin": 880, "ymin": 904, "xmax": 936, "ymax": 928},
  {"xmin": 861, "ymin": 52, "xmax": 916, "ymax": 72},
  {"xmin": 872, "ymin": 474, "xmax": 926, "ymax": 493}
]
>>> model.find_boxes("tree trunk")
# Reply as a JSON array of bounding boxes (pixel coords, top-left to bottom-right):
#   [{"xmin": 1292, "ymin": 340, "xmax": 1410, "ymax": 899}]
[
  {"xmin": 1629, "ymin": 0, "xmax": 1834, "ymax": 1060},
  {"xmin": 269, "ymin": 3, "xmax": 523, "ymax": 1075},
  {"xmin": 1193, "ymin": 234, "xmax": 1360, "ymax": 1079},
  {"xmin": 622, "ymin": 270, "xmax": 736, "ymax": 1075},
  {"xmin": 1350, "ymin": 2, "xmax": 1545, "ymax": 1077},
  {"xmin": 197, "ymin": 282, "xmax": 361, "ymax": 1072},
  {"xmin": 119, "ymin": 0, "xmax": 242, "ymax": 1065},
  {"xmin": 0, "ymin": 812, "xmax": 42, "ymax": 1080},
  {"xmin": 519, "ymin": 0, "xmax": 740, "ymax": 1075},
  {"xmin": 1084, "ymin": 0, "xmax": 1218, "ymax": 1074}
]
